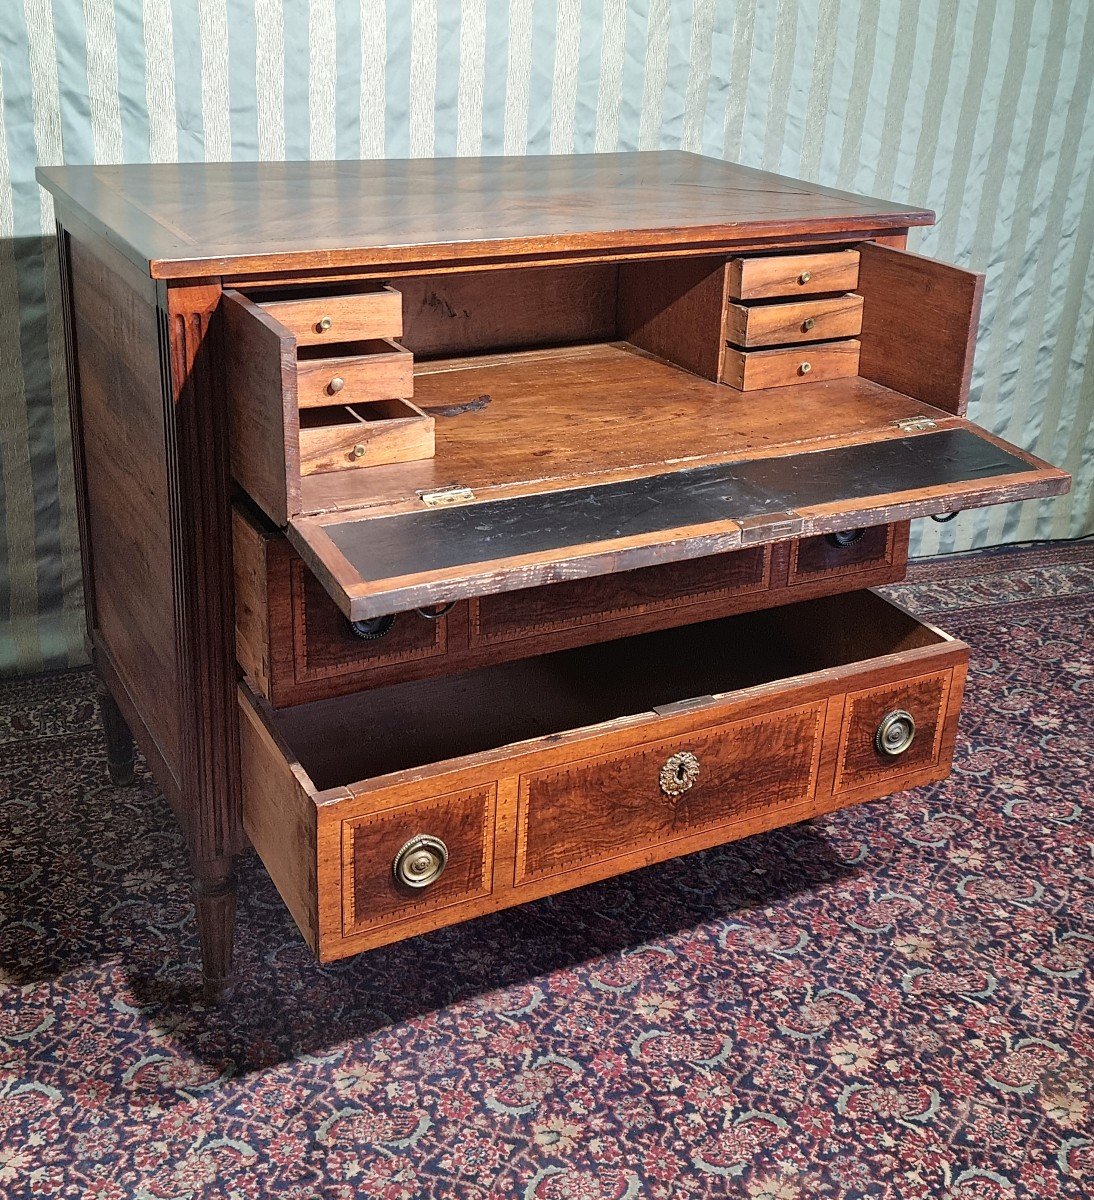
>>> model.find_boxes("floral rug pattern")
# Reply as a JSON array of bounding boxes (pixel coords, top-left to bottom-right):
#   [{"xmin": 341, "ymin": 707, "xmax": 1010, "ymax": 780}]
[{"xmin": 1, "ymin": 541, "xmax": 1092, "ymax": 1198}]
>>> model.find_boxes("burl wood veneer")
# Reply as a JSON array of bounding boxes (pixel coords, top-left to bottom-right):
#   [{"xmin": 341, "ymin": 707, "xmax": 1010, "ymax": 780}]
[{"xmin": 39, "ymin": 152, "xmax": 1068, "ymax": 1000}]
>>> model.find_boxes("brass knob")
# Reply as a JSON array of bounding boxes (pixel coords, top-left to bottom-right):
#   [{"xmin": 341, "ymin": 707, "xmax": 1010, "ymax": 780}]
[
  {"xmin": 352, "ymin": 443, "xmax": 366, "ymax": 459},
  {"xmin": 327, "ymin": 376, "xmax": 345, "ymax": 395},
  {"xmin": 348, "ymin": 613, "xmax": 396, "ymax": 640},
  {"xmin": 799, "ymin": 361, "xmax": 812, "ymax": 375},
  {"xmin": 799, "ymin": 270, "xmax": 812, "ymax": 284},
  {"xmin": 316, "ymin": 315, "xmax": 333, "ymax": 333},
  {"xmin": 801, "ymin": 317, "xmax": 815, "ymax": 332},
  {"xmin": 875, "ymin": 710, "xmax": 916, "ymax": 757},
  {"xmin": 659, "ymin": 750, "xmax": 700, "ymax": 798},
  {"xmin": 827, "ymin": 528, "xmax": 866, "ymax": 548},
  {"xmin": 393, "ymin": 835, "xmax": 448, "ymax": 888}
]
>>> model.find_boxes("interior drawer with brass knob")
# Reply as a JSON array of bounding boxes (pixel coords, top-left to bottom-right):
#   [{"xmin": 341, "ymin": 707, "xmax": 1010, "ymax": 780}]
[
  {"xmin": 724, "ymin": 293, "xmax": 864, "ymax": 349},
  {"xmin": 238, "ymin": 589, "xmax": 967, "ymax": 962},
  {"xmin": 726, "ymin": 249, "xmax": 860, "ymax": 301},
  {"xmin": 722, "ymin": 338, "xmax": 861, "ymax": 391}
]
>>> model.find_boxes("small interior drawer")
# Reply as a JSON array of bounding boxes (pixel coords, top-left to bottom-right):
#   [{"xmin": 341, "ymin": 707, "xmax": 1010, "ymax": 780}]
[
  {"xmin": 296, "ymin": 339, "xmax": 413, "ymax": 409},
  {"xmin": 239, "ymin": 590, "xmax": 967, "ymax": 962},
  {"xmin": 722, "ymin": 339, "xmax": 861, "ymax": 391},
  {"xmin": 789, "ymin": 523, "xmax": 908, "ymax": 585},
  {"xmin": 727, "ymin": 249, "xmax": 860, "ymax": 301},
  {"xmin": 258, "ymin": 285, "xmax": 403, "ymax": 346},
  {"xmin": 298, "ymin": 396, "xmax": 434, "ymax": 474},
  {"xmin": 725, "ymin": 293, "xmax": 864, "ymax": 348}
]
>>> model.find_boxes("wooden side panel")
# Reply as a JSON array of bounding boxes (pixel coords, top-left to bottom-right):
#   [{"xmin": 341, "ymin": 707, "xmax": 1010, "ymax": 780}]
[
  {"xmin": 223, "ymin": 288, "xmax": 299, "ymax": 525},
  {"xmin": 238, "ymin": 689, "xmax": 319, "ymax": 951},
  {"xmin": 342, "ymin": 786, "xmax": 496, "ymax": 936},
  {"xmin": 616, "ymin": 256, "xmax": 728, "ymax": 380},
  {"xmin": 68, "ymin": 234, "xmax": 182, "ymax": 775},
  {"xmin": 397, "ymin": 263, "xmax": 619, "ymax": 357},
  {"xmin": 232, "ymin": 507, "xmax": 274, "ymax": 699},
  {"xmin": 516, "ymin": 702, "xmax": 824, "ymax": 886},
  {"xmin": 857, "ymin": 242, "xmax": 983, "ymax": 416}
]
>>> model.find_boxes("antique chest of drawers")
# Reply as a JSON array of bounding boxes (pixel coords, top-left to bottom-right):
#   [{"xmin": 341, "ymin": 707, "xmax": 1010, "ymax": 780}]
[{"xmin": 39, "ymin": 152, "xmax": 1069, "ymax": 999}]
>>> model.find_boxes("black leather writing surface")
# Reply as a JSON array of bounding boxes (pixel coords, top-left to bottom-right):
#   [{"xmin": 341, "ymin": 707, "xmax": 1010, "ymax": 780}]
[{"xmin": 321, "ymin": 429, "xmax": 1030, "ymax": 585}]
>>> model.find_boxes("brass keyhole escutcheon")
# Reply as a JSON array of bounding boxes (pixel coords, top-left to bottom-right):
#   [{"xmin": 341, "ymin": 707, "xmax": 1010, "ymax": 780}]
[
  {"xmin": 316, "ymin": 315, "xmax": 333, "ymax": 333},
  {"xmin": 799, "ymin": 270, "xmax": 812, "ymax": 284},
  {"xmin": 660, "ymin": 750, "xmax": 700, "ymax": 798},
  {"xmin": 393, "ymin": 834, "xmax": 448, "ymax": 889},
  {"xmin": 327, "ymin": 376, "xmax": 345, "ymax": 395},
  {"xmin": 801, "ymin": 317, "xmax": 815, "ymax": 332},
  {"xmin": 875, "ymin": 710, "xmax": 916, "ymax": 757},
  {"xmin": 799, "ymin": 361, "xmax": 812, "ymax": 376}
]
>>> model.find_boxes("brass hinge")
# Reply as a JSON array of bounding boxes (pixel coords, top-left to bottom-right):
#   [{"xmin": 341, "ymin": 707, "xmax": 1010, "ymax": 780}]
[
  {"xmin": 653, "ymin": 696, "xmax": 715, "ymax": 717},
  {"xmin": 894, "ymin": 417, "xmax": 938, "ymax": 432},
  {"xmin": 417, "ymin": 483, "xmax": 476, "ymax": 507}
]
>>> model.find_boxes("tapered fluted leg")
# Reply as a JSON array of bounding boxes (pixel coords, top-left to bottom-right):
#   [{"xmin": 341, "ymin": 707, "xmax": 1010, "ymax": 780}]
[
  {"xmin": 193, "ymin": 852, "xmax": 237, "ymax": 1004},
  {"xmin": 96, "ymin": 678, "xmax": 136, "ymax": 786}
]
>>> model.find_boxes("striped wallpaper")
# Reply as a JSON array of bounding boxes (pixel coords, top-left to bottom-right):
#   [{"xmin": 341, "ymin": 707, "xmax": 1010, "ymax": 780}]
[{"xmin": 0, "ymin": 1, "xmax": 1092, "ymax": 675}]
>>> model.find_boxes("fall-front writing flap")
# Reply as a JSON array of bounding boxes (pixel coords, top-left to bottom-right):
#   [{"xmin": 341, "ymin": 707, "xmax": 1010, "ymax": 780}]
[{"xmin": 287, "ymin": 426, "xmax": 1068, "ymax": 622}]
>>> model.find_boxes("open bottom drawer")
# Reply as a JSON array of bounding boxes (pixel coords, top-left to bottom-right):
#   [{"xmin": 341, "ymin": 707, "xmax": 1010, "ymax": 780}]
[{"xmin": 239, "ymin": 590, "xmax": 968, "ymax": 962}]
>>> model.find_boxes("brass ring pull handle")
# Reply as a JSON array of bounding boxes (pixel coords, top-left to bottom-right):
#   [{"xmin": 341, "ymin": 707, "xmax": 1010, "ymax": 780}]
[
  {"xmin": 393, "ymin": 834, "xmax": 448, "ymax": 889},
  {"xmin": 931, "ymin": 512, "xmax": 959, "ymax": 523},
  {"xmin": 416, "ymin": 602, "xmax": 457, "ymax": 620},
  {"xmin": 316, "ymin": 315, "xmax": 333, "ymax": 333},
  {"xmin": 348, "ymin": 613, "xmax": 396, "ymax": 640},
  {"xmin": 798, "ymin": 361, "xmax": 812, "ymax": 376},
  {"xmin": 659, "ymin": 750, "xmax": 700, "ymax": 798},
  {"xmin": 875, "ymin": 710, "xmax": 916, "ymax": 757},
  {"xmin": 826, "ymin": 528, "xmax": 867, "ymax": 548}
]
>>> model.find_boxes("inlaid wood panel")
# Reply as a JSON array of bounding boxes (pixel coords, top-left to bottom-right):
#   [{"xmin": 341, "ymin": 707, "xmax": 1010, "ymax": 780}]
[
  {"xmin": 515, "ymin": 702, "xmax": 824, "ymax": 886},
  {"xmin": 341, "ymin": 786, "xmax": 496, "ymax": 935},
  {"xmin": 470, "ymin": 545, "xmax": 770, "ymax": 646},
  {"xmin": 834, "ymin": 671, "xmax": 952, "ymax": 794},
  {"xmin": 789, "ymin": 524, "xmax": 903, "ymax": 584},
  {"xmin": 291, "ymin": 560, "xmax": 451, "ymax": 681}
]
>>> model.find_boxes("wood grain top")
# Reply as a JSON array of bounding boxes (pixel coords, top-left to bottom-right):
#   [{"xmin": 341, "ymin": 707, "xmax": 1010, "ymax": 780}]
[{"xmin": 37, "ymin": 152, "xmax": 933, "ymax": 280}]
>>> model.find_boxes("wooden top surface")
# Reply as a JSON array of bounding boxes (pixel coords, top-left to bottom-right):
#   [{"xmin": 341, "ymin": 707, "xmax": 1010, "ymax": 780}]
[{"xmin": 37, "ymin": 152, "xmax": 933, "ymax": 280}]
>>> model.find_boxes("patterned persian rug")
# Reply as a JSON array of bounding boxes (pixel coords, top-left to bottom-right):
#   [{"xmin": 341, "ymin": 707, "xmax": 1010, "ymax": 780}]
[{"xmin": 1, "ymin": 541, "xmax": 1091, "ymax": 1199}]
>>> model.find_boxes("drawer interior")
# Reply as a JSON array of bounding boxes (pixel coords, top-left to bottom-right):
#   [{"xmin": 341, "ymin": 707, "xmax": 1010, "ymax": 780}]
[{"xmin": 267, "ymin": 590, "xmax": 947, "ymax": 790}]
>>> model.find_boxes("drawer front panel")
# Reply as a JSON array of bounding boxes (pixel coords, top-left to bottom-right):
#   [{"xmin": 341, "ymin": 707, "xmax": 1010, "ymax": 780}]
[
  {"xmin": 292, "ymin": 560, "xmax": 451, "ymax": 682},
  {"xmin": 341, "ymin": 786, "xmax": 497, "ymax": 935},
  {"xmin": 515, "ymin": 702, "xmax": 825, "ymax": 886},
  {"xmin": 723, "ymin": 339, "xmax": 860, "ymax": 391},
  {"xmin": 790, "ymin": 524, "xmax": 896, "ymax": 583},
  {"xmin": 471, "ymin": 545, "xmax": 770, "ymax": 646},
  {"xmin": 725, "ymin": 293, "xmax": 863, "ymax": 348},
  {"xmin": 834, "ymin": 671, "xmax": 952, "ymax": 794},
  {"xmin": 296, "ymin": 339, "xmax": 414, "ymax": 409},
  {"xmin": 261, "ymin": 286, "xmax": 403, "ymax": 346},
  {"xmin": 727, "ymin": 250, "xmax": 860, "ymax": 301}
]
